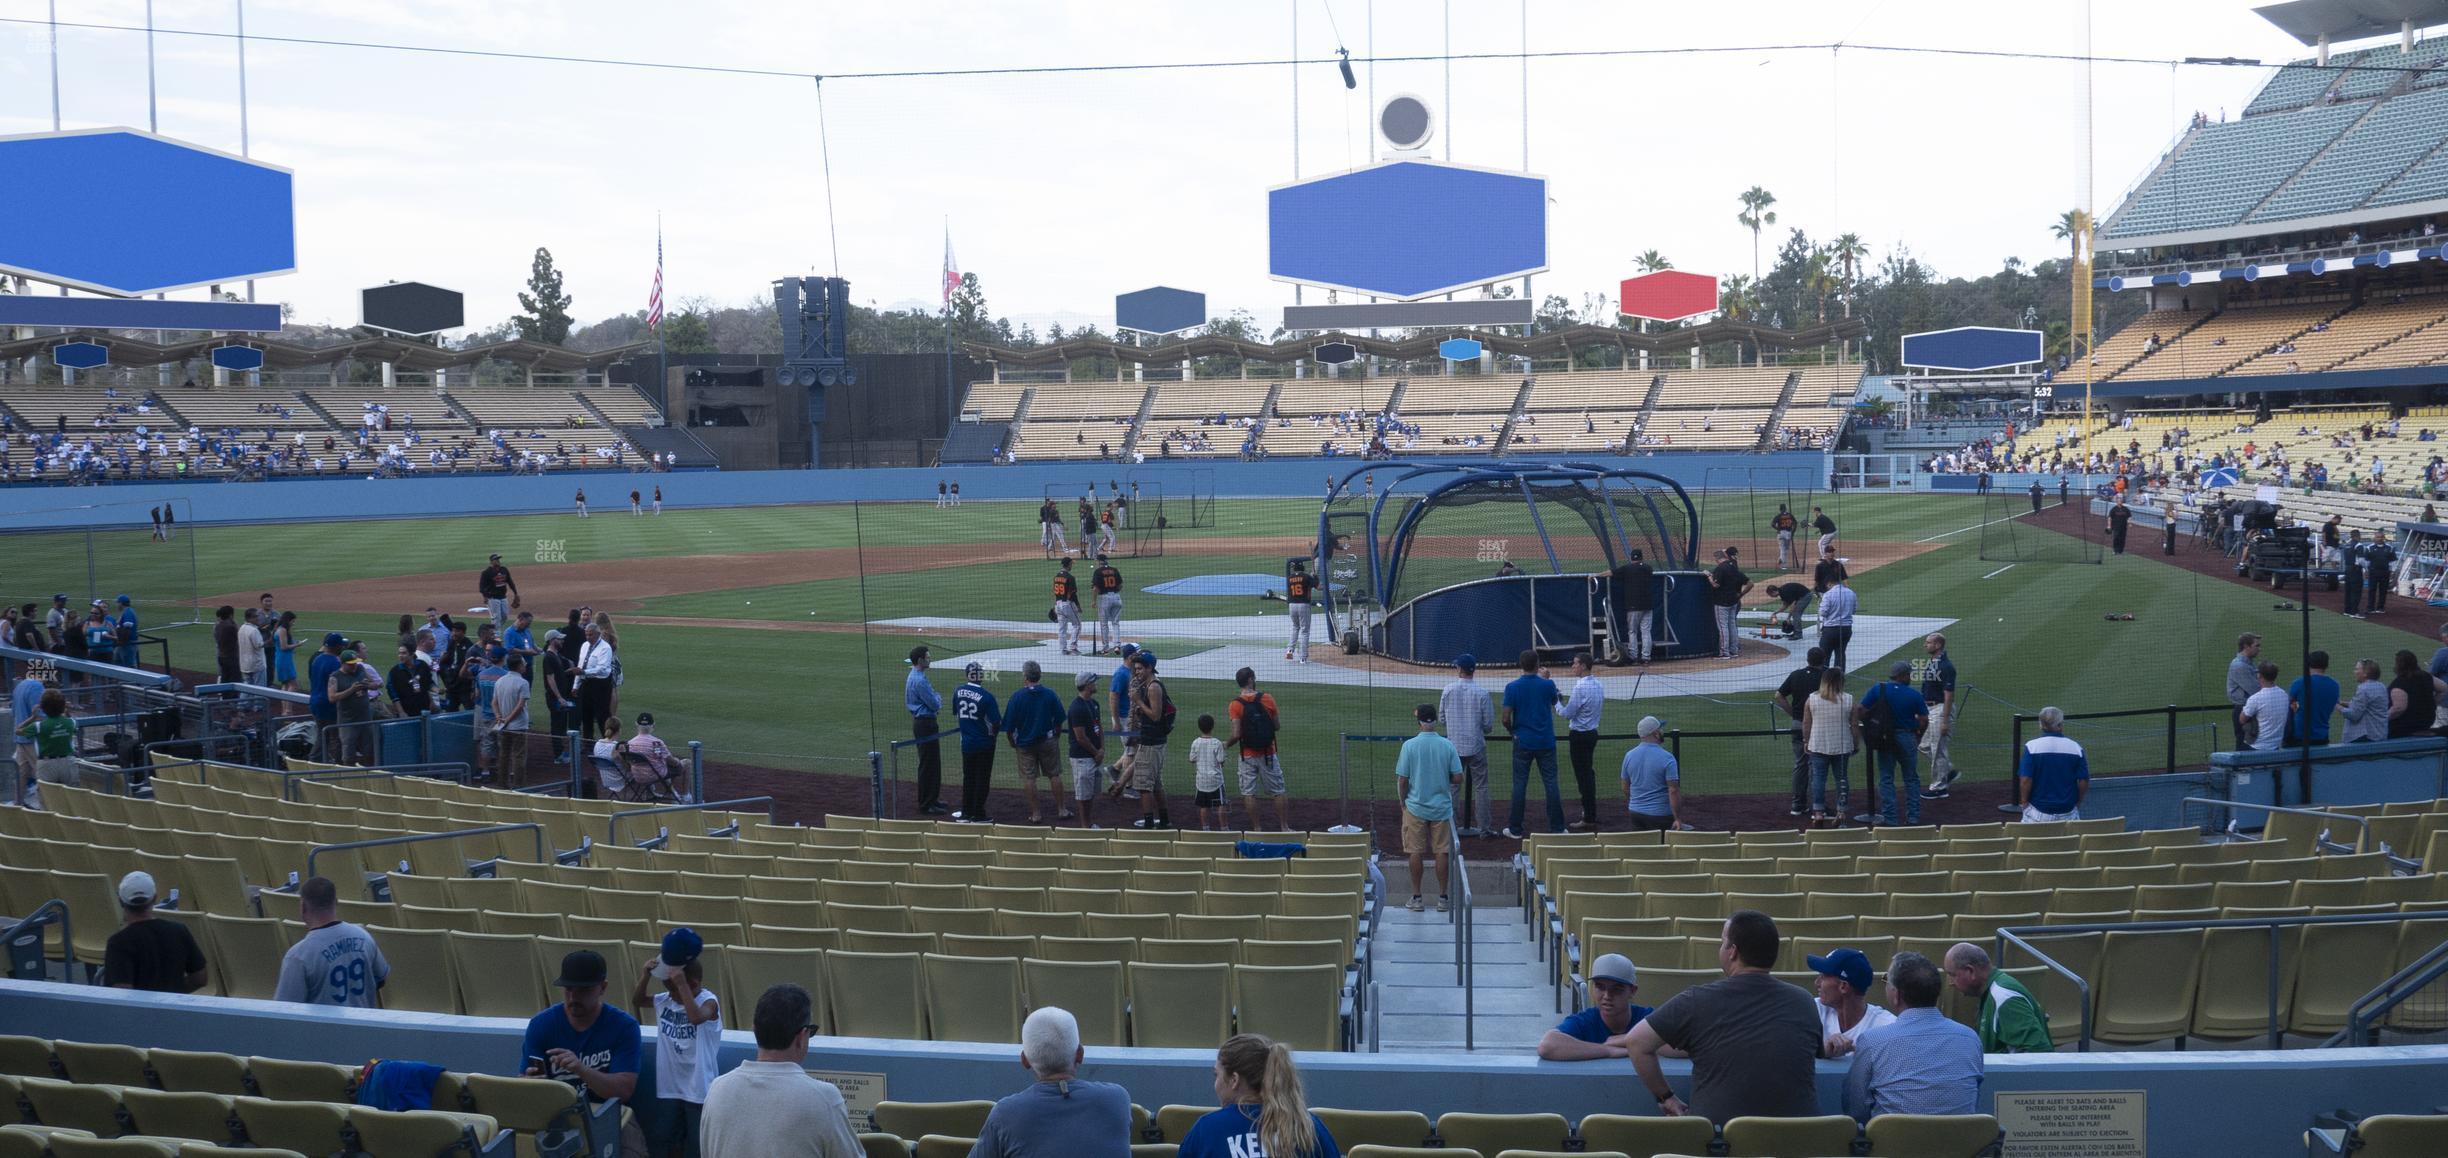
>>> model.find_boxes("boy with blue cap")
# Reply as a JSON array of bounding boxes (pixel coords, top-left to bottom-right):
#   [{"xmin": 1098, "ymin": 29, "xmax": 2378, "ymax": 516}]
[
  {"xmin": 1808, "ymin": 946, "xmax": 1894, "ymax": 1057},
  {"xmin": 629, "ymin": 929, "xmax": 720, "ymax": 1158}
]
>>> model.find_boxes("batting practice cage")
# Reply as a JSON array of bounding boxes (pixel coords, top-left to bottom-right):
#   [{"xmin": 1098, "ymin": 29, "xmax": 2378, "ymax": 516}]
[
  {"xmin": 1979, "ymin": 481, "xmax": 2105, "ymax": 564},
  {"xmin": 1317, "ymin": 462, "xmax": 1718, "ymax": 666}
]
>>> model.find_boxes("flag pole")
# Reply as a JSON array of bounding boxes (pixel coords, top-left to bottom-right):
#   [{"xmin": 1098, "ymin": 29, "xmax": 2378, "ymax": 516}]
[
  {"xmin": 944, "ymin": 219, "xmax": 957, "ymax": 451},
  {"xmin": 654, "ymin": 215, "xmax": 669, "ymax": 417}
]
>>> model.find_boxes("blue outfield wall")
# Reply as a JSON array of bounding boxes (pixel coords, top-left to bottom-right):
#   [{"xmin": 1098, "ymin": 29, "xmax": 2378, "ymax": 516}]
[
  {"xmin": 6, "ymin": 980, "xmax": 2447, "ymax": 1158},
  {"xmin": 0, "ymin": 453, "xmax": 1822, "ymax": 530}
]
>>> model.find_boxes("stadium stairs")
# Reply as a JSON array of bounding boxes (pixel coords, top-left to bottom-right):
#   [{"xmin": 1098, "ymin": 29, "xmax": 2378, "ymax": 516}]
[
  {"xmin": 1120, "ymin": 383, "xmax": 1160, "ymax": 460},
  {"xmin": 288, "ymin": 392, "xmax": 347, "ymax": 433},
  {"xmin": 1759, "ymin": 370, "xmax": 1804, "ymax": 451},
  {"xmin": 1492, "ymin": 380, "xmax": 1533, "ymax": 456},
  {"xmin": 617, "ymin": 425, "xmax": 718, "ymax": 469},
  {"xmin": 437, "ymin": 392, "xmax": 484, "ymax": 429},
  {"xmin": 145, "ymin": 397, "xmax": 195, "ymax": 431},
  {"xmin": 935, "ymin": 420, "xmax": 1007, "ymax": 465}
]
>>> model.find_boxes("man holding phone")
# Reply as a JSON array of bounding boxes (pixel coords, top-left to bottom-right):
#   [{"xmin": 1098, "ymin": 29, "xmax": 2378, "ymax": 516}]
[{"xmin": 522, "ymin": 950, "xmax": 641, "ymax": 1122}]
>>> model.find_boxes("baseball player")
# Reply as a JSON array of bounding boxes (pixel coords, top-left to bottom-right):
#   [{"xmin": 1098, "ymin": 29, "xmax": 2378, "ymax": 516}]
[
  {"xmin": 574, "ymin": 488, "xmax": 588, "ymax": 518},
  {"xmin": 1772, "ymin": 505, "xmax": 1799, "ymax": 570},
  {"xmin": 1078, "ymin": 498, "xmax": 1099, "ymax": 555},
  {"xmin": 1052, "ymin": 558, "xmax": 1084, "ymax": 655},
  {"xmin": 1811, "ymin": 505, "xmax": 1837, "ymax": 555},
  {"xmin": 1098, "ymin": 504, "xmax": 1119, "ymax": 555},
  {"xmin": 1284, "ymin": 559, "xmax": 1316, "ymax": 663},
  {"xmin": 1091, "ymin": 554, "xmax": 1124, "ymax": 655},
  {"xmin": 1761, "ymin": 580, "xmax": 1813, "ymax": 639},
  {"xmin": 1038, "ymin": 498, "xmax": 1067, "ymax": 553},
  {"xmin": 652, "ymin": 485, "xmax": 663, "ymax": 515}
]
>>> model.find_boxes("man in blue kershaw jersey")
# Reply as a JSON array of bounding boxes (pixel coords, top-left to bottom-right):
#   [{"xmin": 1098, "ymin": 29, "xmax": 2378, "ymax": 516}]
[{"xmin": 952, "ymin": 662, "xmax": 1003, "ymax": 823}]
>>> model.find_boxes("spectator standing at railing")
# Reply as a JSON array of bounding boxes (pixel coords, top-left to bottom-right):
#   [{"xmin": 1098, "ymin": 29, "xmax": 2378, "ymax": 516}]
[
  {"xmin": 494, "ymin": 657, "xmax": 532, "ymax": 785},
  {"xmin": 211, "ymin": 605, "xmax": 240, "ymax": 684},
  {"xmin": 307, "ymin": 632, "xmax": 344, "ymax": 759},
  {"xmin": 387, "ymin": 645, "xmax": 434, "ymax": 718},
  {"xmin": 1395, "ymin": 703, "xmax": 1460, "ymax": 912},
  {"xmin": 328, "ymin": 651, "xmax": 383, "ymax": 766},
  {"xmin": 238, "ymin": 609, "xmax": 267, "ymax": 687},
  {"xmin": 1438, "ymin": 654, "xmax": 1495, "ymax": 837},
  {"xmin": 1005, "ymin": 661, "xmax": 1070, "ymax": 825},
  {"xmin": 2341, "ymin": 658, "xmax": 2390, "ymax": 743},
  {"xmin": 10, "ymin": 673, "xmax": 42, "ymax": 806},
  {"xmin": 1556, "ymin": 653, "xmax": 1605, "ymax": 831},
  {"xmin": 2015, "ymin": 708, "xmax": 2088, "ymax": 823}
]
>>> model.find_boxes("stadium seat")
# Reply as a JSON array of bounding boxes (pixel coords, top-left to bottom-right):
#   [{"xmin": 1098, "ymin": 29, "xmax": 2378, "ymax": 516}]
[
  {"xmin": 1140, "ymin": 940, "xmax": 1239, "ymax": 967},
  {"xmin": 349, "ymin": 1107, "xmax": 508, "ymax": 1158},
  {"xmin": 2315, "ymin": 1113, "xmax": 2448, "ymax": 1157},
  {"xmin": 826, "ymin": 951, "xmax": 927, "ymax": 1040},
  {"xmin": 1126, "ymin": 962, "xmax": 1233, "ymax": 1047},
  {"xmin": 1434, "ymin": 1114, "xmax": 1570, "ymax": 1155},
  {"xmin": 45, "ymin": 1138, "xmax": 179, "ymax": 1158},
  {"xmin": 1722, "ymin": 1114, "xmax": 1859, "ymax": 1156},
  {"xmin": 51, "ymin": 1042, "xmax": 149, "ymax": 1087},
  {"xmin": 461, "ymin": 1073, "xmax": 613, "ymax": 1158},
  {"xmin": 246, "ymin": 1057, "xmax": 355, "ymax": 1105},
  {"xmin": 1151, "ymin": 1106, "xmax": 1213, "ymax": 1144},
  {"xmin": 857, "ymin": 1135, "xmax": 909, "ymax": 1158},
  {"xmin": 19, "ymin": 1078, "xmax": 127, "ymax": 1137},
  {"xmin": 118, "ymin": 1090, "xmax": 234, "ymax": 1143},
  {"xmin": 2288, "ymin": 921, "xmax": 2402, "ymax": 1036},
  {"xmin": 447, "ymin": 932, "xmax": 546, "ymax": 1016},
  {"xmin": 922, "ymin": 955, "xmax": 1022, "ymax": 1044},
  {"xmin": 721, "ymin": 946, "xmax": 827, "ymax": 1030},
  {"xmin": 1020, "ymin": 958, "xmax": 1126, "ymax": 1047},
  {"xmin": 197, "ymin": 915, "xmax": 287, "ymax": 1000},
  {"xmin": 1347, "ymin": 1149, "xmax": 1478, "ymax": 1158},
  {"xmin": 1310, "ymin": 1110, "xmax": 1433, "ymax": 1150},
  {"xmin": 1575, "ymin": 1115, "xmax": 1717, "ymax": 1158},
  {"xmin": 1862, "ymin": 1113, "xmax": 2000, "ymax": 1157},
  {"xmin": 2091, "ymin": 929, "xmax": 2203, "ymax": 1045},
  {"xmin": 366, "ymin": 927, "xmax": 459, "ymax": 1014},
  {"xmin": 1232, "ymin": 964, "xmax": 1345, "ymax": 1051},
  {"xmin": 144, "ymin": 1051, "xmax": 248, "ymax": 1097},
  {"xmin": 872, "ymin": 1102, "xmax": 994, "ymax": 1142}
]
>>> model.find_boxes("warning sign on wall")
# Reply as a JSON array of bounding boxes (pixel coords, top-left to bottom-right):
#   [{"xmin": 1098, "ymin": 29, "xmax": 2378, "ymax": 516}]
[
  {"xmin": 1996, "ymin": 1089, "xmax": 2147, "ymax": 1156},
  {"xmin": 806, "ymin": 1069, "xmax": 888, "ymax": 1132}
]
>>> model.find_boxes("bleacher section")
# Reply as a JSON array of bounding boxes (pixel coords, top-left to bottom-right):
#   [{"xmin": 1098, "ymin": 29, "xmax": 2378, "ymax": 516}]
[
  {"xmin": 2105, "ymin": 38, "xmax": 2448, "ymax": 241},
  {"xmin": 1524, "ymin": 811, "xmax": 2448, "ymax": 1050},
  {"xmin": 2109, "ymin": 301, "xmax": 2349, "ymax": 380},
  {"xmin": 2, "ymin": 772, "xmax": 1371, "ymax": 1051},
  {"xmin": 960, "ymin": 363, "xmax": 1858, "ymax": 461}
]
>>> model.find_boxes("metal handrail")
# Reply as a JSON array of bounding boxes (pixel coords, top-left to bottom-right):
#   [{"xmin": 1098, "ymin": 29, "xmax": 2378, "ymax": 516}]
[
  {"xmin": 306, "ymin": 823, "xmax": 545, "ymax": 881},
  {"xmin": 1998, "ymin": 908, "xmax": 2448, "ymax": 1052},
  {"xmin": 191, "ymin": 682, "xmax": 313, "ymax": 705},
  {"xmin": 1, "ymin": 900, "xmax": 76, "ymax": 981},
  {"xmin": 1449, "ymin": 818, "xmax": 1474, "ymax": 1052},
  {"xmin": 2327, "ymin": 934, "xmax": 2448, "ymax": 1047},
  {"xmin": 2182, "ymin": 796, "xmax": 2373, "ymax": 855},
  {"xmin": 286, "ymin": 763, "xmax": 474, "ymax": 801},
  {"xmin": 606, "ymin": 797, "xmax": 776, "ymax": 847},
  {"xmin": 0, "ymin": 643, "xmax": 177, "ymax": 685}
]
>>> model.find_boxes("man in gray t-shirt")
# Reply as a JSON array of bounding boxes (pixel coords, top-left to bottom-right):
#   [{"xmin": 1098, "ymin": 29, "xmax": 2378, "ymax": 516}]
[
  {"xmin": 273, "ymin": 876, "xmax": 389, "ymax": 1008},
  {"xmin": 1622, "ymin": 910, "xmax": 1823, "ymax": 1123}
]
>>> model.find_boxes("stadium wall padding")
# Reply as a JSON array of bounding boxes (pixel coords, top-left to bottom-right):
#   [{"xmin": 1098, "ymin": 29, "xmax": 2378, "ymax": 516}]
[
  {"xmin": 2214, "ymin": 735, "xmax": 2448, "ymax": 807},
  {"xmin": 10, "ymin": 979, "xmax": 2448, "ymax": 1154},
  {"xmin": 0, "ymin": 452, "xmax": 1820, "ymax": 530},
  {"xmin": 1376, "ymin": 572, "xmax": 1715, "ymax": 663}
]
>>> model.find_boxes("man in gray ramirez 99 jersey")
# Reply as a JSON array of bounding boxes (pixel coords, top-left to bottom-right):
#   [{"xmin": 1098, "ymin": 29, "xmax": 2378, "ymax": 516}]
[{"xmin": 274, "ymin": 876, "xmax": 389, "ymax": 1008}]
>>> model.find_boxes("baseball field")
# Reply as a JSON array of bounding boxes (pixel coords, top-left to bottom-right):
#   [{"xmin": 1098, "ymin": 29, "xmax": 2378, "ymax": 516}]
[{"xmin": 38, "ymin": 486, "xmax": 2434, "ymax": 830}]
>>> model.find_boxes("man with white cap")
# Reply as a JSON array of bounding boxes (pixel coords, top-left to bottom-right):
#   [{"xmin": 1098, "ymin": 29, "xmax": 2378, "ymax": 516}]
[
  {"xmin": 1619, "ymin": 716, "xmax": 1686, "ymax": 832},
  {"xmin": 1536, "ymin": 952, "xmax": 1654, "ymax": 1060},
  {"xmin": 103, "ymin": 870, "xmax": 207, "ymax": 993}
]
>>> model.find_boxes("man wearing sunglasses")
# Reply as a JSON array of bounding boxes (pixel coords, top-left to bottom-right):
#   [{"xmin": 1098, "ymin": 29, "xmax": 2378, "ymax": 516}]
[{"xmin": 700, "ymin": 983, "xmax": 864, "ymax": 1158}]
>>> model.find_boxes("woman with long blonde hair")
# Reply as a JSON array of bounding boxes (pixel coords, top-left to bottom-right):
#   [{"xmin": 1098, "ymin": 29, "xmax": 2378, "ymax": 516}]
[{"xmin": 1177, "ymin": 1034, "xmax": 1338, "ymax": 1158}]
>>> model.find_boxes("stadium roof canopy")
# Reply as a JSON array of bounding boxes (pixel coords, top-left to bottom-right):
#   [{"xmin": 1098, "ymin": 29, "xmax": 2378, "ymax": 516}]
[
  {"xmin": 964, "ymin": 319, "xmax": 1866, "ymax": 368},
  {"xmin": 0, "ymin": 329, "xmax": 650, "ymax": 372},
  {"xmin": 2255, "ymin": 0, "xmax": 2448, "ymax": 47}
]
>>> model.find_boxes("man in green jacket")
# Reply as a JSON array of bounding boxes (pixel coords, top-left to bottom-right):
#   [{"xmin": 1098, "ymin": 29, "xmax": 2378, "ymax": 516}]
[{"xmin": 1945, "ymin": 942, "xmax": 2053, "ymax": 1053}]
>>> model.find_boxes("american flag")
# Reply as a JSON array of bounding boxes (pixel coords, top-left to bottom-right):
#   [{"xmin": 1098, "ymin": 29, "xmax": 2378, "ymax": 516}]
[
  {"xmin": 646, "ymin": 226, "xmax": 665, "ymax": 331},
  {"xmin": 942, "ymin": 227, "xmax": 960, "ymax": 309}
]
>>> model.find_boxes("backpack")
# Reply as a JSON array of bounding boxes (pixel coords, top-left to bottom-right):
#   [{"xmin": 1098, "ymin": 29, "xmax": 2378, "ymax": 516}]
[
  {"xmin": 1859, "ymin": 684, "xmax": 1895, "ymax": 751},
  {"xmin": 1138, "ymin": 679, "xmax": 1178, "ymax": 741},
  {"xmin": 1237, "ymin": 693, "xmax": 1278, "ymax": 750}
]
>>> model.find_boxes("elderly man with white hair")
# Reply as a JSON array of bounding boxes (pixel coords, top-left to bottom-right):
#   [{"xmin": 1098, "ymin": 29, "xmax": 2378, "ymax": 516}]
[
  {"xmin": 969, "ymin": 1006, "xmax": 1134, "ymax": 1158},
  {"xmin": 2015, "ymin": 707, "xmax": 2089, "ymax": 823}
]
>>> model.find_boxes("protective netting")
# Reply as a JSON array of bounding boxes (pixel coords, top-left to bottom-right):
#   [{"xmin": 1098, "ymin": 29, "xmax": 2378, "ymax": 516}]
[{"xmin": 1980, "ymin": 486, "xmax": 2104, "ymax": 564}]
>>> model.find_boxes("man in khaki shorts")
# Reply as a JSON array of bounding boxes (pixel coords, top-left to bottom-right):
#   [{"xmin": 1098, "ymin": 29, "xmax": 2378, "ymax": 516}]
[
  {"xmin": 1395, "ymin": 702, "xmax": 1462, "ymax": 912},
  {"xmin": 1006, "ymin": 660, "xmax": 1072, "ymax": 824},
  {"xmin": 1066, "ymin": 671, "xmax": 1106, "ymax": 829},
  {"xmin": 1120, "ymin": 648, "xmax": 1173, "ymax": 829},
  {"xmin": 1228, "ymin": 666, "xmax": 1291, "ymax": 831}
]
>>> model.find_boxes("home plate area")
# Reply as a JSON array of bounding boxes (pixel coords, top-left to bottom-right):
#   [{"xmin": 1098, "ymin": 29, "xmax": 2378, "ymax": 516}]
[{"xmin": 879, "ymin": 611, "xmax": 1955, "ymax": 699}]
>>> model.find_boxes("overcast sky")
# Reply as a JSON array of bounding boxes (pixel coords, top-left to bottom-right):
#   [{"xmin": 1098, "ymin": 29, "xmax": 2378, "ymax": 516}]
[{"xmin": 0, "ymin": 1, "xmax": 2357, "ymax": 336}]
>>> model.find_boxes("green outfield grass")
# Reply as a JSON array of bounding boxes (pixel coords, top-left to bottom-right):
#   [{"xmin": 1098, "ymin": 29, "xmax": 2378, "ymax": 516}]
[{"xmin": 119, "ymin": 491, "xmax": 2439, "ymax": 807}]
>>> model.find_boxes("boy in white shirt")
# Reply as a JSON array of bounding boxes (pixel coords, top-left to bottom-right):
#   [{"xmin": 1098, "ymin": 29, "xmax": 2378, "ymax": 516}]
[
  {"xmin": 1189, "ymin": 713, "xmax": 1227, "ymax": 830},
  {"xmin": 629, "ymin": 929, "xmax": 720, "ymax": 1158}
]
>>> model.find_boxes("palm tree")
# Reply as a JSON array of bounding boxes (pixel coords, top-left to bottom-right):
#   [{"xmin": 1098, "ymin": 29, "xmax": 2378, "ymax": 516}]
[
  {"xmin": 1736, "ymin": 187, "xmax": 1778, "ymax": 281},
  {"xmin": 2049, "ymin": 209, "xmax": 2093, "ymax": 267},
  {"xmin": 1633, "ymin": 250, "xmax": 1673, "ymax": 273},
  {"xmin": 1829, "ymin": 233, "xmax": 1867, "ymax": 316},
  {"xmin": 1805, "ymin": 247, "xmax": 1838, "ymax": 325},
  {"xmin": 1720, "ymin": 275, "xmax": 1758, "ymax": 321}
]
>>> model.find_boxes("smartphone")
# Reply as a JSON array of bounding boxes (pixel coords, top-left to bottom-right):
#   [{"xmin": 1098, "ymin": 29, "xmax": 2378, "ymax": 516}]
[{"xmin": 526, "ymin": 1055, "xmax": 548, "ymax": 1073}]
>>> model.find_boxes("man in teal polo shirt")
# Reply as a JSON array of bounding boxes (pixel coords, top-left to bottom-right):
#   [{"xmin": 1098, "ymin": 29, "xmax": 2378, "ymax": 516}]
[{"xmin": 1395, "ymin": 703, "xmax": 1462, "ymax": 912}]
